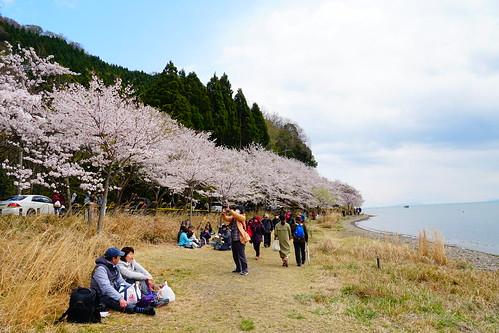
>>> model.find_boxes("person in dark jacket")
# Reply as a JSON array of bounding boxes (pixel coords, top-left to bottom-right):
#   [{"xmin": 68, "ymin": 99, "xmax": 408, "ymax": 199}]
[
  {"xmin": 272, "ymin": 215, "xmax": 280, "ymax": 229},
  {"xmin": 290, "ymin": 219, "xmax": 309, "ymax": 266},
  {"xmin": 213, "ymin": 224, "xmax": 231, "ymax": 251},
  {"xmin": 261, "ymin": 214, "xmax": 273, "ymax": 248},
  {"xmin": 90, "ymin": 247, "xmax": 155, "ymax": 315},
  {"xmin": 250, "ymin": 216, "xmax": 264, "ymax": 259}
]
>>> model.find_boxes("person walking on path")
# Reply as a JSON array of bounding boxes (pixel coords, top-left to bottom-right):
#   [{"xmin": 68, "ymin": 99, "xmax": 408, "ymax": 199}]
[
  {"xmin": 221, "ymin": 206, "xmax": 250, "ymax": 275},
  {"xmin": 250, "ymin": 216, "xmax": 264, "ymax": 260},
  {"xmin": 261, "ymin": 214, "xmax": 273, "ymax": 248},
  {"xmin": 274, "ymin": 216, "xmax": 292, "ymax": 267},
  {"xmin": 291, "ymin": 217, "xmax": 309, "ymax": 266}
]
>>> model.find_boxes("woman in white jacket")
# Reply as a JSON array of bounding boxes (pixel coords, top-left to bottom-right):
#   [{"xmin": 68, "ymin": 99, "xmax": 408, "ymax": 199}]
[{"xmin": 117, "ymin": 247, "xmax": 154, "ymax": 294}]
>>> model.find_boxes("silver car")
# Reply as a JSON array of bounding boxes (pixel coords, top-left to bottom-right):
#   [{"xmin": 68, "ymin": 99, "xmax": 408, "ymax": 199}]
[{"xmin": 0, "ymin": 195, "xmax": 55, "ymax": 216}]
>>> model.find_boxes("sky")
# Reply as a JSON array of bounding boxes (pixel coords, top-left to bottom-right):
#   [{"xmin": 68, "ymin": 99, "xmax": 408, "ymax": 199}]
[{"xmin": 2, "ymin": 0, "xmax": 499, "ymax": 207}]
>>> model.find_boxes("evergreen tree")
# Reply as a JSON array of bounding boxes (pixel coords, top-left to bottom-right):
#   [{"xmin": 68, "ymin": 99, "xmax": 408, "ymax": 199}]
[
  {"xmin": 250, "ymin": 103, "xmax": 270, "ymax": 147},
  {"xmin": 234, "ymin": 89, "xmax": 256, "ymax": 147}
]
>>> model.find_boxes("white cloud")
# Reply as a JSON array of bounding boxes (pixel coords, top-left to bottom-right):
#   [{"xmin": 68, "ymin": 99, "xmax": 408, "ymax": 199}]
[
  {"xmin": 0, "ymin": 0, "xmax": 16, "ymax": 6},
  {"xmin": 215, "ymin": 0, "xmax": 499, "ymax": 205}
]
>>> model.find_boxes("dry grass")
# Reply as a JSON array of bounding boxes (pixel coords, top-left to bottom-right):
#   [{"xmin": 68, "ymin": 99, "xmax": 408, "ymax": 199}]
[
  {"xmin": 0, "ymin": 212, "xmax": 497, "ymax": 332},
  {"xmin": 0, "ymin": 212, "xmax": 214, "ymax": 331},
  {"xmin": 431, "ymin": 231, "xmax": 448, "ymax": 266},
  {"xmin": 417, "ymin": 229, "xmax": 448, "ymax": 265},
  {"xmin": 418, "ymin": 229, "xmax": 429, "ymax": 257}
]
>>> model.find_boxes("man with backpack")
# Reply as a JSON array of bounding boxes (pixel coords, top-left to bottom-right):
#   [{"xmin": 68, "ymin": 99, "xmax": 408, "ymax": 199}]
[
  {"xmin": 291, "ymin": 217, "xmax": 309, "ymax": 266},
  {"xmin": 90, "ymin": 247, "xmax": 155, "ymax": 315}
]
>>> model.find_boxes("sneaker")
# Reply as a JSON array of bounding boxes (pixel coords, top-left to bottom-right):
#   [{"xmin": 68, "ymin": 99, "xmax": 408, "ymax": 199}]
[
  {"xmin": 232, "ymin": 270, "xmax": 241, "ymax": 273},
  {"xmin": 134, "ymin": 306, "xmax": 156, "ymax": 316},
  {"xmin": 144, "ymin": 307, "xmax": 156, "ymax": 316},
  {"xmin": 152, "ymin": 299, "xmax": 169, "ymax": 308},
  {"xmin": 240, "ymin": 271, "xmax": 249, "ymax": 276}
]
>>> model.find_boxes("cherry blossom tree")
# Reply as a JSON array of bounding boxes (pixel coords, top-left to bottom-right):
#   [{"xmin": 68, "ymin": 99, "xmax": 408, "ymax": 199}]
[
  {"xmin": 0, "ymin": 43, "xmax": 75, "ymax": 193},
  {"xmin": 144, "ymin": 125, "xmax": 218, "ymax": 222},
  {"xmin": 207, "ymin": 146, "xmax": 257, "ymax": 205},
  {"xmin": 50, "ymin": 76, "xmax": 169, "ymax": 232}
]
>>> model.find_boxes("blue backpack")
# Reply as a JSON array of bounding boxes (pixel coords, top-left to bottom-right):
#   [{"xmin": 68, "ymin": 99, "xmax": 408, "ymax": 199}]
[{"xmin": 294, "ymin": 224, "xmax": 305, "ymax": 238}]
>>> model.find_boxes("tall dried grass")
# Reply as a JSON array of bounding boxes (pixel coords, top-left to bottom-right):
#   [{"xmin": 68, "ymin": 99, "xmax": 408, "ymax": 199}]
[
  {"xmin": 418, "ymin": 230, "xmax": 429, "ymax": 257},
  {"xmin": 0, "ymin": 212, "xmax": 195, "ymax": 330},
  {"xmin": 431, "ymin": 231, "xmax": 448, "ymax": 266},
  {"xmin": 316, "ymin": 212, "xmax": 341, "ymax": 230},
  {"xmin": 340, "ymin": 236, "xmax": 417, "ymax": 263},
  {"xmin": 417, "ymin": 229, "xmax": 448, "ymax": 265}
]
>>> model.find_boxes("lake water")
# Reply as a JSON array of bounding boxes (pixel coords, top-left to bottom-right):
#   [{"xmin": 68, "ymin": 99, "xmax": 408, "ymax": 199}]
[{"xmin": 359, "ymin": 201, "xmax": 499, "ymax": 255}]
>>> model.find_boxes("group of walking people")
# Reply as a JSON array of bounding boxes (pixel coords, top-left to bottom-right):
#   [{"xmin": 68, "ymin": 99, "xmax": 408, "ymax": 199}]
[{"xmin": 221, "ymin": 207, "xmax": 309, "ymax": 275}]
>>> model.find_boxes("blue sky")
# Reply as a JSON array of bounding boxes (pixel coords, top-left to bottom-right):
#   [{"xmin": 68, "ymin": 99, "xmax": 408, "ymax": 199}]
[{"xmin": 2, "ymin": 0, "xmax": 499, "ymax": 206}]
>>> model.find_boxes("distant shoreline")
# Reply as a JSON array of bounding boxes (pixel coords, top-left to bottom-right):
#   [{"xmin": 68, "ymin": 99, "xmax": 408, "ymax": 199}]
[{"xmin": 341, "ymin": 215, "xmax": 499, "ymax": 271}]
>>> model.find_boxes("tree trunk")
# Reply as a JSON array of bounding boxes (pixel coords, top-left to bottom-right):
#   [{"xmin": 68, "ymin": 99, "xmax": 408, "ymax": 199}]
[
  {"xmin": 189, "ymin": 186, "xmax": 194, "ymax": 224},
  {"xmin": 65, "ymin": 177, "xmax": 72, "ymax": 215},
  {"xmin": 116, "ymin": 169, "xmax": 134, "ymax": 206},
  {"xmin": 17, "ymin": 148, "xmax": 23, "ymax": 195},
  {"xmin": 97, "ymin": 172, "xmax": 111, "ymax": 234}
]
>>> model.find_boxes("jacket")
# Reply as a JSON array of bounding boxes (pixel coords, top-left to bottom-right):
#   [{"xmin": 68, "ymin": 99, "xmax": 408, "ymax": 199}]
[
  {"xmin": 117, "ymin": 259, "xmax": 152, "ymax": 282},
  {"xmin": 221, "ymin": 210, "xmax": 250, "ymax": 244},
  {"xmin": 250, "ymin": 221, "xmax": 264, "ymax": 243},
  {"xmin": 90, "ymin": 256, "xmax": 128, "ymax": 301},
  {"xmin": 178, "ymin": 232, "xmax": 193, "ymax": 247},
  {"xmin": 262, "ymin": 218, "xmax": 273, "ymax": 233}
]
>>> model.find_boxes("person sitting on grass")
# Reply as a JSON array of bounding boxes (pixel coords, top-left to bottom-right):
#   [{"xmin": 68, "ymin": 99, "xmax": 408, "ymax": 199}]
[
  {"xmin": 178, "ymin": 226, "xmax": 196, "ymax": 248},
  {"xmin": 117, "ymin": 247, "xmax": 169, "ymax": 308},
  {"xmin": 90, "ymin": 247, "xmax": 155, "ymax": 315},
  {"xmin": 117, "ymin": 247, "xmax": 154, "ymax": 294},
  {"xmin": 200, "ymin": 226, "xmax": 211, "ymax": 246},
  {"xmin": 213, "ymin": 224, "xmax": 231, "ymax": 251},
  {"xmin": 187, "ymin": 225, "xmax": 202, "ymax": 248}
]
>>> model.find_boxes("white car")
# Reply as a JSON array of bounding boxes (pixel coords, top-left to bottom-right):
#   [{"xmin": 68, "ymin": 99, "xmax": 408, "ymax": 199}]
[
  {"xmin": 210, "ymin": 202, "xmax": 223, "ymax": 213},
  {"xmin": 0, "ymin": 195, "xmax": 55, "ymax": 216}
]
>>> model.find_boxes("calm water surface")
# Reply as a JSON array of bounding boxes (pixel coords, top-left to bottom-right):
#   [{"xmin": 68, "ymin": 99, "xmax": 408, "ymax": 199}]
[{"xmin": 360, "ymin": 201, "xmax": 499, "ymax": 255}]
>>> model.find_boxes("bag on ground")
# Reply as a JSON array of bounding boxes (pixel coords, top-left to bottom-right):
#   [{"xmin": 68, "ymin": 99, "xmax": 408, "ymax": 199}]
[
  {"xmin": 272, "ymin": 239, "xmax": 280, "ymax": 252},
  {"xmin": 136, "ymin": 289, "xmax": 156, "ymax": 307},
  {"xmin": 119, "ymin": 283, "xmax": 140, "ymax": 306},
  {"xmin": 157, "ymin": 281, "xmax": 175, "ymax": 302},
  {"xmin": 58, "ymin": 287, "xmax": 101, "ymax": 323}
]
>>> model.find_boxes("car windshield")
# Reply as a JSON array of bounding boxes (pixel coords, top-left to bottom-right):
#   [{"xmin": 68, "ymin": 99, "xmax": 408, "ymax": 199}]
[{"xmin": 4, "ymin": 195, "xmax": 27, "ymax": 201}]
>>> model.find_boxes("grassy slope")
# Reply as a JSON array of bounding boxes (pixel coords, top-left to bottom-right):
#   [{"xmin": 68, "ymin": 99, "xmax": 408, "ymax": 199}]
[{"xmin": 41, "ymin": 215, "xmax": 499, "ymax": 333}]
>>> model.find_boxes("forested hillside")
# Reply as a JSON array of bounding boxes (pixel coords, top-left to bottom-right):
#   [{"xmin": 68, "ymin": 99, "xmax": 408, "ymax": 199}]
[{"xmin": 0, "ymin": 15, "xmax": 316, "ymax": 165}]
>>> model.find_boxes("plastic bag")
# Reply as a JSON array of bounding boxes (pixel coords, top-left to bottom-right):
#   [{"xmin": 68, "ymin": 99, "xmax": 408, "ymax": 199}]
[
  {"xmin": 119, "ymin": 283, "xmax": 140, "ymax": 306},
  {"xmin": 157, "ymin": 281, "xmax": 175, "ymax": 302},
  {"xmin": 272, "ymin": 239, "xmax": 280, "ymax": 252}
]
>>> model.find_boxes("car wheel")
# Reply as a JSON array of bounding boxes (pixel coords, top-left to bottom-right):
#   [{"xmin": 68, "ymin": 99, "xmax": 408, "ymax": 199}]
[{"xmin": 26, "ymin": 209, "xmax": 36, "ymax": 216}]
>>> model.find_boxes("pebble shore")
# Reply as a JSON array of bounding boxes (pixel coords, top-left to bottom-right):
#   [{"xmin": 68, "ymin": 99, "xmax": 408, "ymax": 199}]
[{"xmin": 340, "ymin": 215, "xmax": 499, "ymax": 271}]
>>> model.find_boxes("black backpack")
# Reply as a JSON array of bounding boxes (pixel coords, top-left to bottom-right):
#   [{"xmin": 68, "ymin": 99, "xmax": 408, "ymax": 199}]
[{"xmin": 58, "ymin": 287, "xmax": 101, "ymax": 323}]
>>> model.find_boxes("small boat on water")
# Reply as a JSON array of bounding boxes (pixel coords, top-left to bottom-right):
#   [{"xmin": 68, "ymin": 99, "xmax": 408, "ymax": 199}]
[{"xmin": 403, "ymin": 205, "xmax": 410, "ymax": 208}]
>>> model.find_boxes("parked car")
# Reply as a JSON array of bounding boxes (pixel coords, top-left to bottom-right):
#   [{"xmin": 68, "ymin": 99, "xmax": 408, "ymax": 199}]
[
  {"xmin": 0, "ymin": 195, "xmax": 55, "ymax": 216},
  {"xmin": 210, "ymin": 202, "xmax": 223, "ymax": 213}
]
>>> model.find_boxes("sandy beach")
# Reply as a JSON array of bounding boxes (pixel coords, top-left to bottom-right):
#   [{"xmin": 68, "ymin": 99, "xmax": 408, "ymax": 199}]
[{"xmin": 340, "ymin": 215, "xmax": 499, "ymax": 271}]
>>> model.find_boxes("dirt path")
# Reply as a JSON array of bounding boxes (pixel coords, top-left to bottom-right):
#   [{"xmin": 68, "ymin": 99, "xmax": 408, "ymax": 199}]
[{"xmin": 85, "ymin": 242, "xmax": 354, "ymax": 333}]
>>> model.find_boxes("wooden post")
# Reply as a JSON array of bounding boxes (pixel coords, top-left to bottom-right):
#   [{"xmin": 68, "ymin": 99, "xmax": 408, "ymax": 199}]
[{"xmin": 376, "ymin": 256, "xmax": 381, "ymax": 269}]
